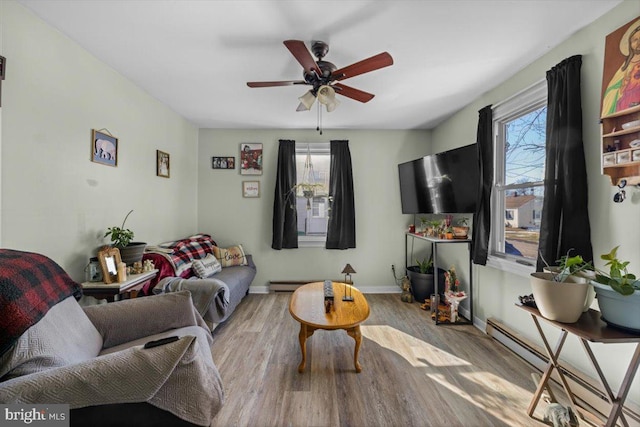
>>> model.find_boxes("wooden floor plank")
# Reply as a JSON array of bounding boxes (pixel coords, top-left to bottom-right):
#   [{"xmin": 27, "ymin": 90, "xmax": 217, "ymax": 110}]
[{"xmin": 210, "ymin": 293, "xmax": 548, "ymax": 427}]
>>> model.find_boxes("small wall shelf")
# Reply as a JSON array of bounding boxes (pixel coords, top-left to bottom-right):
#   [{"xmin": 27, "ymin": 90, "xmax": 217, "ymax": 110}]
[{"xmin": 601, "ymin": 104, "xmax": 640, "ymax": 186}]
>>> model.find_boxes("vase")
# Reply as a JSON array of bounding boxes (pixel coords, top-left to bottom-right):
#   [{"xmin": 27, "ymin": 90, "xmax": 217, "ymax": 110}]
[
  {"xmin": 591, "ymin": 281, "xmax": 640, "ymax": 333},
  {"xmin": 530, "ymin": 272, "xmax": 589, "ymax": 323}
]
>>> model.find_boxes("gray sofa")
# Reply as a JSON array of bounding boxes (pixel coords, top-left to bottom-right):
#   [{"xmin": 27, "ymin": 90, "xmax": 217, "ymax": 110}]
[
  {"xmin": 153, "ymin": 255, "xmax": 256, "ymax": 329},
  {"xmin": 0, "ymin": 248, "xmax": 223, "ymax": 427}
]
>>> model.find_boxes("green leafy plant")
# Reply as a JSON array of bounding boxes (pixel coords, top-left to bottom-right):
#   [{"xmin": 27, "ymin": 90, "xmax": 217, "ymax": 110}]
[
  {"xmin": 415, "ymin": 257, "xmax": 433, "ymax": 274},
  {"xmin": 595, "ymin": 246, "xmax": 639, "ymax": 296},
  {"xmin": 540, "ymin": 249, "xmax": 593, "ymax": 282},
  {"xmin": 104, "ymin": 210, "xmax": 135, "ymax": 248}
]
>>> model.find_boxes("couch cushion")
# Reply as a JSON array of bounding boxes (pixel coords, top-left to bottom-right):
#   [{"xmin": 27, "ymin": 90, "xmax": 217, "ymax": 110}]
[
  {"xmin": 0, "ymin": 249, "xmax": 82, "ymax": 356},
  {"xmin": 0, "ymin": 296, "xmax": 103, "ymax": 380},
  {"xmin": 213, "ymin": 244, "xmax": 248, "ymax": 267},
  {"xmin": 192, "ymin": 254, "xmax": 222, "ymax": 278}
]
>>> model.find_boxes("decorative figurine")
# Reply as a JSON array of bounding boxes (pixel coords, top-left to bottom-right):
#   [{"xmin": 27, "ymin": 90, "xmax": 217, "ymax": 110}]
[{"xmin": 400, "ymin": 276, "xmax": 414, "ymax": 303}]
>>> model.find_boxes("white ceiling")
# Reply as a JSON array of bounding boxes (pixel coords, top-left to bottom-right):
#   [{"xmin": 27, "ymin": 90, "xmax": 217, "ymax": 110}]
[{"xmin": 18, "ymin": 0, "xmax": 622, "ymax": 130}]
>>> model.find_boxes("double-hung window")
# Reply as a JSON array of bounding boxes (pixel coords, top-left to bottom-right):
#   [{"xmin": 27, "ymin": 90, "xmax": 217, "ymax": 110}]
[
  {"xmin": 489, "ymin": 80, "xmax": 547, "ymax": 275},
  {"xmin": 295, "ymin": 142, "xmax": 330, "ymax": 246}
]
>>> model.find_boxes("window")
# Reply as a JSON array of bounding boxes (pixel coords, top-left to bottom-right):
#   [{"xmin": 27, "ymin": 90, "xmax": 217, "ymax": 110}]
[
  {"xmin": 490, "ymin": 80, "xmax": 547, "ymax": 274},
  {"xmin": 295, "ymin": 143, "xmax": 330, "ymax": 245}
]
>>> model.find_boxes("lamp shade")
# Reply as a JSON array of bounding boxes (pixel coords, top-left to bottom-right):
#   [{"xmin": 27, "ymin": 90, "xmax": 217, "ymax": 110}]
[
  {"xmin": 297, "ymin": 90, "xmax": 316, "ymax": 111},
  {"xmin": 341, "ymin": 264, "xmax": 356, "ymax": 275},
  {"xmin": 317, "ymin": 85, "xmax": 340, "ymax": 112}
]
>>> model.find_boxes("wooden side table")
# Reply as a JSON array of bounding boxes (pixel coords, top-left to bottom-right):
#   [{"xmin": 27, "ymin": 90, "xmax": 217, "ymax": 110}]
[
  {"xmin": 81, "ymin": 269, "xmax": 158, "ymax": 302},
  {"xmin": 518, "ymin": 304, "xmax": 640, "ymax": 427}
]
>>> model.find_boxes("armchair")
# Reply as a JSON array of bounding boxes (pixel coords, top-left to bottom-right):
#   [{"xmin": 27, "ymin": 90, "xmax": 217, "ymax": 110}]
[{"xmin": 0, "ymin": 249, "xmax": 223, "ymax": 427}]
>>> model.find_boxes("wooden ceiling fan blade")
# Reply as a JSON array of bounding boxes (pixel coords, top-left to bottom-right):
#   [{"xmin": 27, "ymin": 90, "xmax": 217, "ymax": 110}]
[
  {"xmin": 283, "ymin": 40, "xmax": 322, "ymax": 76},
  {"xmin": 332, "ymin": 52, "xmax": 393, "ymax": 81},
  {"xmin": 247, "ymin": 80, "xmax": 306, "ymax": 88},
  {"xmin": 333, "ymin": 83, "xmax": 375, "ymax": 103}
]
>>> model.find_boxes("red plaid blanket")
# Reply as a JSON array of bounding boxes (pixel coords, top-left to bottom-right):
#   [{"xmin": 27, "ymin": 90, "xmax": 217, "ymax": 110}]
[
  {"xmin": 0, "ymin": 249, "xmax": 81, "ymax": 356},
  {"xmin": 146, "ymin": 234, "xmax": 216, "ymax": 276}
]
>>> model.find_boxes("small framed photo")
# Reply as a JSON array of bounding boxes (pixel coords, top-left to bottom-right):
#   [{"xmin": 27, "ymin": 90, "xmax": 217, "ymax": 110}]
[
  {"xmin": 157, "ymin": 150, "xmax": 170, "ymax": 178},
  {"xmin": 91, "ymin": 129, "xmax": 118, "ymax": 167},
  {"xmin": 97, "ymin": 246, "xmax": 121, "ymax": 284},
  {"xmin": 240, "ymin": 143, "xmax": 263, "ymax": 175},
  {"xmin": 212, "ymin": 156, "xmax": 235, "ymax": 169},
  {"xmin": 242, "ymin": 181, "xmax": 260, "ymax": 198}
]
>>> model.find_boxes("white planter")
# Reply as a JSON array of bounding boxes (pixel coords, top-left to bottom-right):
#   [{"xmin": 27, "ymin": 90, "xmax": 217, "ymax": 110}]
[
  {"xmin": 543, "ymin": 267, "xmax": 595, "ymax": 312},
  {"xmin": 591, "ymin": 281, "xmax": 640, "ymax": 333},
  {"xmin": 530, "ymin": 272, "xmax": 589, "ymax": 323}
]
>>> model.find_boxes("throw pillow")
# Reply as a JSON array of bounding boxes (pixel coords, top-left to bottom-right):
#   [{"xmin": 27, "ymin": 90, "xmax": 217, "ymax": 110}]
[
  {"xmin": 213, "ymin": 244, "xmax": 248, "ymax": 268},
  {"xmin": 192, "ymin": 254, "xmax": 222, "ymax": 278}
]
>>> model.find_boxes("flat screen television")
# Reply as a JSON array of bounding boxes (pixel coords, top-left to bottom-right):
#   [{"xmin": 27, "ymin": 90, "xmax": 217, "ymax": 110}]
[{"xmin": 398, "ymin": 143, "xmax": 479, "ymax": 214}]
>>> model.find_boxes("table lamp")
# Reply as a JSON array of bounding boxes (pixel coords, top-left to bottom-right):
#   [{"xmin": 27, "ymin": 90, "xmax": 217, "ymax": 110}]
[{"xmin": 341, "ymin": 263, "xmax": 356, "ymax": 301}]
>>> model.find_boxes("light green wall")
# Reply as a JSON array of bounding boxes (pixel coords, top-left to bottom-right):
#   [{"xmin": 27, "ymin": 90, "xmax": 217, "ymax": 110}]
[
  {"xmin": 0, "ymin": 1, "xmax": 200, "ymax": 280},
  {"xmin": 197, "ymin": 128, "xmax": 431, "ymax": 292},
  {"xmin": 431, "ymin": 0, "xmax": 639, "ymax": 406}
]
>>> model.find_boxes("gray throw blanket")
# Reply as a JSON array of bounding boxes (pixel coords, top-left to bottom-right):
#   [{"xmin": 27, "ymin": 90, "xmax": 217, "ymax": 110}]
[{"xmin": 156, "ymin": 277, "xmax": 230, "ymax": 324}]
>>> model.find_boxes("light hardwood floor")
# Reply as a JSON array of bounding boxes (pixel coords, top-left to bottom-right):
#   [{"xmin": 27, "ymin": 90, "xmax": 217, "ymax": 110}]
[{"xmin": 210, "ymin": 293, "xmax": 549, "ymax": 427}]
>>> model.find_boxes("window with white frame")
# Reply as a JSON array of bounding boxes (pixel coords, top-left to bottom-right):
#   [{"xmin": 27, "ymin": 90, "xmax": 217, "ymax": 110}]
[
  {"xmin": 295, "ymin": 142, "xmax": 330, "ymax": 244},
  {"xmin": 490, "ymin": 80, "xmax": 547, "ymax": 271}
]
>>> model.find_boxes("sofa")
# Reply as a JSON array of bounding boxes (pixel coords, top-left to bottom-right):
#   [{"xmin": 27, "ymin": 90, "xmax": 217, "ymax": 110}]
[
  {"xmin": 0, "ymin": 249, "xmax": 223, "ymax": 427},
  {"xmin": 143, "ymin": 234, "xmax": 256, "ymax": 329}
]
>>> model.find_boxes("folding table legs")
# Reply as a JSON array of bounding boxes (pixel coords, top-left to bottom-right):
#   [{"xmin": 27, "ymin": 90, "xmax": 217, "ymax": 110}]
[
  {"xmin": 581, "ymin": 340, "xmax": 640, "ymax": 427},
  {"xmin": 527, "ymin": 314, "xmax": 581, "ymax": 418}
]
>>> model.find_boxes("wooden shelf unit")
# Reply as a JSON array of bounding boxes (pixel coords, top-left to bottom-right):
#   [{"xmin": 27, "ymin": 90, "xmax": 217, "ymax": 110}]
[{"xmin": 601, "ymin": 104, "xmax": 640, "ymax": 185}]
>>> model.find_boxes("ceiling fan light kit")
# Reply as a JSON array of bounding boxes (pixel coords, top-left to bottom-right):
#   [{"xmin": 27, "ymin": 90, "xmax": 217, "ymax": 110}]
[{"xmin": 247, "ymin": 39, "xmax": 393, "ymax": 129}]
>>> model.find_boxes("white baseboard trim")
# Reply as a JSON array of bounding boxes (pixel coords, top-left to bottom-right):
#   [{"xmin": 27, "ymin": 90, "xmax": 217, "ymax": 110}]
[{"xmin": 248, "ymin": 285, "xmax": 269, "ymax": 294}]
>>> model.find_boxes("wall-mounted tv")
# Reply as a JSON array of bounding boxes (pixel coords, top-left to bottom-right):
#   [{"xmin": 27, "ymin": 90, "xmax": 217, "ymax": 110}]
[{"xmin": 398, "ymin": 143, "xmax": 480, "ymax": 214}]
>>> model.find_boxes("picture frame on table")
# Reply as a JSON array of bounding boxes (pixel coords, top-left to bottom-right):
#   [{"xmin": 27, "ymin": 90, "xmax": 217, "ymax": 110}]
[
  {"xmin": 97, "ymin": 247, "xmax": 122, "ymax": 284},
  {"xmin": 91, "ymin": 129, "xmax": 118, "ymax": 167},
  {"xmin": 240, "ymin": 143, "xmax": 263, "ymax": 175},
  {"xmin": 242, "ymin": 181, "xmax": 260, "ymax": 198},
  {"xmin": 212, "ymin": 156, "xmax": 235, "ymax": 169},
  {"xmin": 157, "ymin": 150, "xmax": 170, "ymax": 178}
]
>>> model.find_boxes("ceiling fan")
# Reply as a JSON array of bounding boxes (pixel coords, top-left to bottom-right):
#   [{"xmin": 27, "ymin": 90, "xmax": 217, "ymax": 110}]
[{"xmin": 247, "ymin": 40, "xmax": 393, "ymax": 112}]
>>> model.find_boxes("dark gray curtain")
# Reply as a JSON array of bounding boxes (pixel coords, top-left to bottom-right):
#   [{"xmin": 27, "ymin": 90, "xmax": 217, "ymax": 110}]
[
  {"xmin": 272, "ymin": 139, "xmax": 298, "ymax": 249},
  {"xmin": 326, "ymin": 140, "xmax": 356, "ymax": 249},
  {"xmin": 536, "ymin": 55, "xmax": 593, "ymax": 270},
  {"xmin": 472, "ymin": 105, "xmax": 493, "ymax": 265}
]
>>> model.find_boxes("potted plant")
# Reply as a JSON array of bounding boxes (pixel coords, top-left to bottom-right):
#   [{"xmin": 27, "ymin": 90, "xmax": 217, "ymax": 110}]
[
  {"xmin": 592, "ymin": 246, "xmax": 640, "ymax": 332},
  {"xmin": 104, "ymin": 210, "xmax": 147, "ymax": 266},
  {"xmin": 406, "ymin": 256, "xmax": 445, "ymax": 304},
  {"xmin": 530, "ymin": 251, "xmax": 594, "ymax": 323},
  {"xmin": 444, "ymin": 226, "xmax": 454, "ymax": 240},
  {"xmin": 452, "ymin": 217, "xmax": 470, "ymax": 239}
]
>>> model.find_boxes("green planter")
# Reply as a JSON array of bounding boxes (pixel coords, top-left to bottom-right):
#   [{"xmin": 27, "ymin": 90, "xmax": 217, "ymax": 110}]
[{"xmin": 591, "ymin": 281, "xmax": 640, "ymax": 333}]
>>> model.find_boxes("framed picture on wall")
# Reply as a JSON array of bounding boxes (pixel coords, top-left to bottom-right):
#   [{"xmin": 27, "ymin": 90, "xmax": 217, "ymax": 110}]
[
  {"xmin": 601, "ymin": 15, "xmax": 640, "ymax": 116},
  {"xmin": 240, "ymin": 143, "xmax": 263, "ymax": 175},
  {"xmin": 212, "ymin": 156, "xmax": 235, "ymax": 169},
  {"xmin": 242, "ymin": 181, "xmax": 260, "ymax": 198},
  {"xmin": 91, "ymin": 129, "xmax": 118, "ymax": 167},
  {"xmin": 157, "ymin": 150, "xmax": 170, "ymax": 178}
]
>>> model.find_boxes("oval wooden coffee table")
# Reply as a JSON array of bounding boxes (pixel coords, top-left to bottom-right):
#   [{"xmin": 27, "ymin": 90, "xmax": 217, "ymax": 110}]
[{"xmin": 289, "ymin": 281, "xmax": 370, "ymax": 373}]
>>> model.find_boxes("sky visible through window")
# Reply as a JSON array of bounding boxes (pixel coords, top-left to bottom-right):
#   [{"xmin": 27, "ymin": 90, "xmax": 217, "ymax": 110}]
[{"xmin": 505, "ymin": 106, "xmax": 547, "ymax": 189}]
